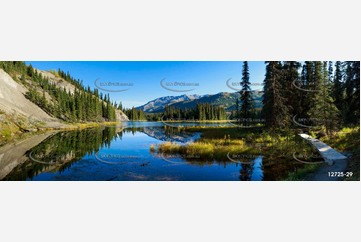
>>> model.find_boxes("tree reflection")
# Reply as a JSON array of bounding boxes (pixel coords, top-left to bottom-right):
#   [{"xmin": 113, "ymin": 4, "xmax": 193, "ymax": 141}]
[
  {"xmin": 3, "ymin": 127, "xmax": 121, "ymax": 180},
  {"xmin": 239, "ymin": 163, "xmax": 254, "ymax": 181}
]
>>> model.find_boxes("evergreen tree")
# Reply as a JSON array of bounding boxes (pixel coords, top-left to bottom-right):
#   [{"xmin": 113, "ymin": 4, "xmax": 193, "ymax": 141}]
[
  {"xmin": 307, "ymin": 61, "xmax": 340, "ymax": 133},
  {"xmin": 299, "ymin": 63, "xmax": 308, "ymax": 117},
  {"xmin": 239, "ymin": 61, "xmax": 254, "ymax": 126},
  {"xmin": 235, "ymin": 97, "xmax": 240, "ymax": 122},
  {"xmin": 118, "ymin": 102, "xmax": 123, "ymax": 111},
  {"xmin": 344, "ymin": 61, "xmax": 360, "ymax": 124},
  {"xmin": 282, "ymin": 61, "xmax": 301, "ymax": 117},
  {"xmin": 262, "ymin": 61, "xmax": 289, "ymax": 128},
  {"xmin": 328, "ymin": 61, "xmax": 333, "ymax": 83},
  {"xmin": 332, "ymin": 61, "xmax": 344, "ymax": 113},
  {"xmin": 307, "ymin": 61, "xmax": 324, "ymax": 119}
]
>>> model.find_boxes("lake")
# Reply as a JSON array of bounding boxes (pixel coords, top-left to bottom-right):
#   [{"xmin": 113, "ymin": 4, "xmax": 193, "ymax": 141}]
[{"xmin": 1, "ymin": 122, "xmax": 307, "ymax": 181}]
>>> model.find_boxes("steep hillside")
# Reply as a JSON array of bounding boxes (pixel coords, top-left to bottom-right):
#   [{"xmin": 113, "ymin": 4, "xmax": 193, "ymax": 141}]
[
  {"xmin": 0, "ymin": 68, "xmax": 52, "ymax": 120},
  {"xmin": 36, "ymin": 69, "xmax": 77, "ymax": 94},
  {"xmin": 36, "ymin": 69, "xmax": 128, "ymax": 122},
  {"xmin": 0, "ymin": 69, "xmax": 66, "ymax": 134},
  {"xmin": 0, "ymin": 62, "xmax": 128, "ymax": 141}
]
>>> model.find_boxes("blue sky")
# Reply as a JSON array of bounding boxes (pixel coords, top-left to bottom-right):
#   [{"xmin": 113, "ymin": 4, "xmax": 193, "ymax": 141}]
[{"xmin": 27, "ymin": 61, "xmax": 266, "ymax": 108}]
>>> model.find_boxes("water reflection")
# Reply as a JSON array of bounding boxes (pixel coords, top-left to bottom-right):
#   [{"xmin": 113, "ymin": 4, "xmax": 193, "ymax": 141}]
[
  {"xmin": 1, "ymin": 122, "xmax": 303, "ymax": 181},
  {"xmin": 3, "ymin": 127, "xmax": 121, "ymax": 180},
  {"xmin": 239, "ymin": 157, "xmax": 263, "ymax": 181}
]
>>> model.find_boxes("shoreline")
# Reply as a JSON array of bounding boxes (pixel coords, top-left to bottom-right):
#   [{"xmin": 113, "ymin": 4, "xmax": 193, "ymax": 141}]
[{"xmin": 0, "ymin": 121, "xmax": 122, "ymax": 147}]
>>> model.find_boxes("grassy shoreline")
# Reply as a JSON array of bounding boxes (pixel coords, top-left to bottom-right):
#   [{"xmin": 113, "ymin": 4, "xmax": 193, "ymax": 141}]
[{"xmin": 57, "ymin": 121, "xmax": 121, "ymax": 130}]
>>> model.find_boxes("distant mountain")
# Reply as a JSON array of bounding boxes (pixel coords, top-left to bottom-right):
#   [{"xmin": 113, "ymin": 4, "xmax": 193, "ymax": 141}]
[
  {"xmin": 136, "ymin": 92, "xmax": 263, "ymax": 113},
  {"xmin": 136, "ymin": 94, "xmax": 203, "ymax": 112}
]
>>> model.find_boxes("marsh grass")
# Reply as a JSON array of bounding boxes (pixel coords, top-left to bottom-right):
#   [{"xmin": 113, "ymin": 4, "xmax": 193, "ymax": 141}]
[
  {"xmin": 157, "ymin": 137, "xmax": 248, "ymax": 160},
  {"xmin": 155, "ymin": 127, "xmax": 320, "ymax": 166}
]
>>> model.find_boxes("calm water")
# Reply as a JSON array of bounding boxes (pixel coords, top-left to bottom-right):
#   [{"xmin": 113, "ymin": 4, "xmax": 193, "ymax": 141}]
[{"xmin": 2, "ymin": 122, "xmax": 304, "ymax": 181}]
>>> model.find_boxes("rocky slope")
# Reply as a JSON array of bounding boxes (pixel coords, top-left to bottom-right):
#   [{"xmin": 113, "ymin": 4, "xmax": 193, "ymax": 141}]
[
  {"xmin": 1, "ymin": 67, "xmax": 128, "ymax": 140},
  {"xmin": 0, "ymin": 69, "xmax": 66, "ymax": 134}
]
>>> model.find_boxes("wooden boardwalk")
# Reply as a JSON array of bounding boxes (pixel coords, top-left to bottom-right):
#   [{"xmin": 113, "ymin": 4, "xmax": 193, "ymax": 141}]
[
  {"xmin": 299, "ymin": 134, "xmax": 349, "ymax": 181},
  {"xmin": 299, "ymin": 133, "xmax": 348, "ymax": 165}
]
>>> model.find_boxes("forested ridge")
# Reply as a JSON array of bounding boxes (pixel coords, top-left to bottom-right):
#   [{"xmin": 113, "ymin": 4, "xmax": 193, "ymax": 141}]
[
  {"xmin": 0, "ymin": 61, "xmax": 119, "ymax": 122},
  {"xmin": 121, "ymin": 103, "xmax": 227, "ymax": 121}
]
